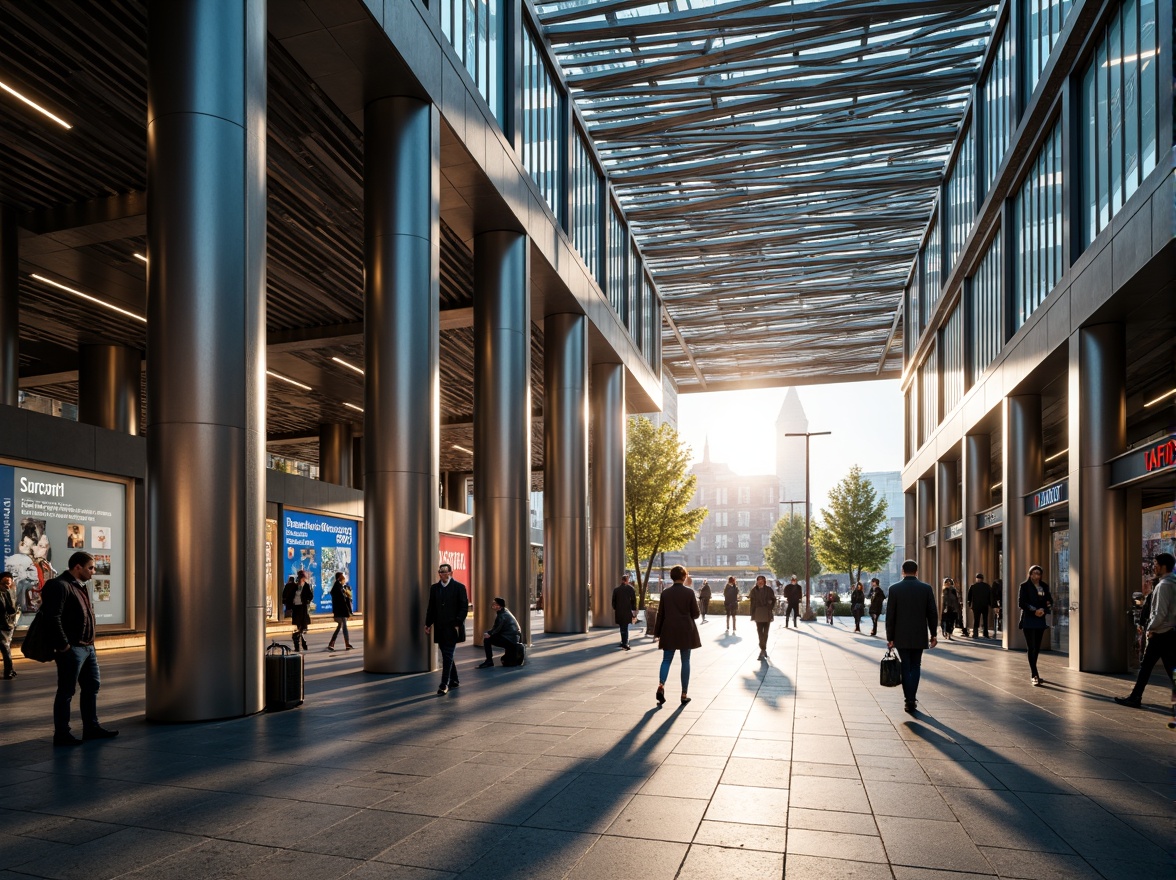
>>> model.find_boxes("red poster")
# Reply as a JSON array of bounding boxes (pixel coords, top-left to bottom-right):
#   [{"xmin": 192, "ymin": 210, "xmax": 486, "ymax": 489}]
[{"xmin": 439, "ymin": 533, "xmax": 472, "ymax": 605}]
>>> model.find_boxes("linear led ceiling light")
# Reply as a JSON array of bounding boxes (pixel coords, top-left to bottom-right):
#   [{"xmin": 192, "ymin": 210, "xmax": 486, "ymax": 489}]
[
  {"xmin": 331, "ymin": 356, "xmax": 365, "ymax": 376},
  {"xmin": 266, "ymin": 370, "xmax": 312, "ymax": 391},
  {"xmin": 1144, "ymin": 388, "xmax": 1176, "ymax": 407},
  {"xmin": 1044, "ymin": 448, "xmax": 1069, "ymax": 462},
  {"xmin": 991, "ymin": 482, "xmax": 1003, "ymax": 490},
  {"xmin": 132, "ymin": 252, "xmax": 148, "ymax": 263},
  {"xmin": 343, "ymin": 402, "xmax": 364, "ymax": 413},
  {"xmin": 30, "ymin": 273, "xmax": 145, "ymax": 322},
  {"xmin": 0, "ymin": 79, "xmax": 72, "ymax": 128},
  {"xmin": 452, "ymin": 444, "xmax": 474, "ymax": 455}
]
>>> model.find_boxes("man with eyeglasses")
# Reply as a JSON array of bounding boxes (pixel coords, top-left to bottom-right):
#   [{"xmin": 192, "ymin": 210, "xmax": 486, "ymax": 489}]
[{"xmin": 425, "ymin": 563, "xmax": 469, "ymax": 695}]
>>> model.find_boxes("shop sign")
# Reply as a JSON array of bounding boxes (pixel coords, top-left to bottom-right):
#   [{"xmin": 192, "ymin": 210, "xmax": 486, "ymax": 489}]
[
  {"xmin": 440, "ymin": 533, "xmax": 472, "ymax": 605},
  {"xmin": 977, "ymin": 507, "xmax": 1003, "ymax": 529},
  {"xmin": 943, "ymin": 520, "xmax": 964, "ymax": 541},
  {"xmin": 1110, "ymin": 434, "xmax": 1176, "ymax": 487},
  {"xmin": 283, "ymin": 511, "xmax": 359, "ymax": 614},
  {"xmin": 1025, "ymin": 479, "xmax": 1068, "ymax": 515},
  {"xmin": 923, "ymin": 531, "xmax": 938, "ymax": 548},
  {"xmin": 0, "ymin": 464, "xmax": 127, "ymax": 628}
]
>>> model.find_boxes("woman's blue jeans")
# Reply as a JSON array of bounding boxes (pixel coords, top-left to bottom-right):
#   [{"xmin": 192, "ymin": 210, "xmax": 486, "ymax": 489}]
[{"xmin": 659, "ymin": 648, "xmax": 691, "ymax": 692}]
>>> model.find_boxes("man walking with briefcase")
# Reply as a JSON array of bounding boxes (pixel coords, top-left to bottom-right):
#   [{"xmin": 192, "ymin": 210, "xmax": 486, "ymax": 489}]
[{"xmin": 885, "ymin": 560, "xmax": 938, "ymax": 715}]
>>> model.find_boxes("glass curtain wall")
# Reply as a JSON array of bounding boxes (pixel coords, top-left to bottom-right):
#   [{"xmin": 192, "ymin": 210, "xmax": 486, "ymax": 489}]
[
  {"xmin": 521, "ymin": 24, "xmax": 561, "ymax": 222},
  {"xmin": 1025, "ymin": 0, "xmax": 1075, "ymax": 92},
  {"xmin": 946, "ymin": 125, "xmax": 975, "ymax": 273},
  {"xmin": 982, "ymin": 23, "xmax": 1014, "ymax": 196},
  {"xmin": 440, "ymin": 0, "xmax": 502, "ymax": 123},
  {"xmin": 942, "ymin": 304, "xmax": 964, "ymax": 414},
  {"xmin": 607, "ymin": 205, "xmax": 627, "ymax": 320},
  {"xmin": 1081, "ymin": 0, "xmax": 1159, "ymax": 245},
  {"xmin": 570, "ymin": 130, "xmax": 601, "ymax": 284},
  {"xmin": 919, "ymin": 348, "xmax": 939, "ymax": 444},
  {"xmin": 969, "ymin": 230, "xmax": 1003, "ymax": 379},
  {"xmin": 921, "ymin": 218, "xmax": 941, "ymax": 327},
  {"xmin": 628, "ymin": 243, "xmax": 641, "ymax": 333},
  {"xmin": 1015, "ymin": 122, "xmax": 1063, "ymax": 328}
]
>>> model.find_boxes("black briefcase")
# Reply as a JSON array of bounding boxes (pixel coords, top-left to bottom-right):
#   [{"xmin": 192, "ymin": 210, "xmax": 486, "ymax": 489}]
[
  {"xmin": 265, "ymin": 642, "xmax": 304, "ymax": 711},
  {"xmin": 879, "ymin": 648, "xmax": 902, "ymax": 688}
]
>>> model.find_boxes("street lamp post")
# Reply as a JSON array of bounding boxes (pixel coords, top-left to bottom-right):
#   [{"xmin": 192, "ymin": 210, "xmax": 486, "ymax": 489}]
[
  {"xmin": 780, "ymin": 500, "xmax": 804, "ymax": 520},
  {"xmin": 785, "ymin": 431, "xmax": 831, "ymax": 620}
]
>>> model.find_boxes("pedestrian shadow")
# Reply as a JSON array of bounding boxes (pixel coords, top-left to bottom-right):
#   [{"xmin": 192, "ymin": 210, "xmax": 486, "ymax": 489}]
[{"xmin": 718, "ymin": 631, "xmax": 744, "ymax": 647}]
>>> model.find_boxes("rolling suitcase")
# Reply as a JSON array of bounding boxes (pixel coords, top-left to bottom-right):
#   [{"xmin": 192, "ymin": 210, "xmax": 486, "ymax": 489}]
[{"xmin": 265, "ymin": 641, "xmax": 304, "ymax": 711}]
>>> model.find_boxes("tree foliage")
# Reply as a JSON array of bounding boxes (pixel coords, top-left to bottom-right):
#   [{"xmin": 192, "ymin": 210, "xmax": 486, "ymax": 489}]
[
  {"xmin": 625, "ymin": 417, "xmax": 708, "ymax": 609},
  {"xmin": 811, "ymin": 465, "xmax": 893, "ymax": 587},
  {"xmin": 763, "ymin": 514, "xmax": 823, "ymax": 582}
]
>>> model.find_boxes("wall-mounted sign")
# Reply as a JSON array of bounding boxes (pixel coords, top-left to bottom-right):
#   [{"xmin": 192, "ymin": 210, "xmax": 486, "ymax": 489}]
[
  {"xmin": 0, "ymin": 464, "xmax": 127, "ymax": 628},
  {"xmin": 282, "ymin": 511, "xmax": 359, "ymax": 615},
  {"xmin": 440, "ymin": 532, "xmax": 472, "ymax": 606},
  {"xmin": 943, "ymin": 520, "xmax": 964, "ymax": 541},
  {"xmin": 923, "ymin": 531, "xmax": 938, "ymax": 548},
  {"xmin": 1025, "ymin": 479, "xmax": 1068, "ymax": 515},
  {"xmin": 1110, "ymin": 434, "xmax": 1176, "ymax": 488},
  {"xmin": 977, "ymin": 507, "xmax": 1003, "ymax": 530}
]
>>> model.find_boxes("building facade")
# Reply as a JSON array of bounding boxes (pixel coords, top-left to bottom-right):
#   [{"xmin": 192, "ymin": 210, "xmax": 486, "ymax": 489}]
[{"xmin": 901, "ymin": 0, "xmax": 1174, "ymax": 672}]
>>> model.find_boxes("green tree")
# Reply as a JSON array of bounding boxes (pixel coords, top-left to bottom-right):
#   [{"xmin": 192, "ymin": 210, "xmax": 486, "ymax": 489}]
[
  {"xmin": 625, "ymin": 417, "xmax": 708, "ymax": 609},
  {"xmin": 811, "ymin": 465, "xmax": 893, "ymax": 587},
  {"xmin": 763, "ymin": 514, "xmax": 823, "ymax": 582}
]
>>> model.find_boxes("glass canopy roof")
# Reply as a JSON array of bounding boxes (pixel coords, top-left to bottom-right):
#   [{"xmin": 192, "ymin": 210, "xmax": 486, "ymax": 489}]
[{"xmin": 536, "ymin": 0, "xmax": 999, "ymax": 390}]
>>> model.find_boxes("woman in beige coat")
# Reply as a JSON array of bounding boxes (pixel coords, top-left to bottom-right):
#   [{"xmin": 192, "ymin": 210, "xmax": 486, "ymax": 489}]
[
  {"xmin": 749, "ymin": 575, "xmax": 776, "ymax": 661},
  {"xmin": 654, "ymin": 565, "xmax": 701, "ymax": 705}
]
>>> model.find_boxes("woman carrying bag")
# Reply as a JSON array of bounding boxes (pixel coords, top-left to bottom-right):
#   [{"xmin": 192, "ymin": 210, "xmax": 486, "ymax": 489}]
[
  {"xmin": 941, "ymin": 578, "xmax": 961, "ymax": 640},
  {"xmin": 1018, "ymin": 565, "xmax": 1053, "ymax": 686},
  {"xmin": 327, "ymin": 572, "xmax": 354, "ymax": 651}
]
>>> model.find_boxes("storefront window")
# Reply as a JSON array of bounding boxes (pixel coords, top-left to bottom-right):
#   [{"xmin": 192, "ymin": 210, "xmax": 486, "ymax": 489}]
[{"xmin": 1050, "ymin": 529, "xmax": 1070, "ymax": 653}]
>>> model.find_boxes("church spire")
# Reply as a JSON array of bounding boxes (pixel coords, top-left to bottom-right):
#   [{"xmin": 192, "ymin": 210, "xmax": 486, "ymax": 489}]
[{"xmin": 703, "ymin": 434, "xmax": 711, "ymax": 463}]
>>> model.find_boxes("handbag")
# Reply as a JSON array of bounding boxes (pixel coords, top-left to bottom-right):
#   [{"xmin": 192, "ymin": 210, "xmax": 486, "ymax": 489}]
[
  {"xmin": 20, "ymin": 611, "xmax": 57, "ymax": 663},
  {"xmin": 879, "ymin": 648, "xmax": 902, "ymax": 688}
]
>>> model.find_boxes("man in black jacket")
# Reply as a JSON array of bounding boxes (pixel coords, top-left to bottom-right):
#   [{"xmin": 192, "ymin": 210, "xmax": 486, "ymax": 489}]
[
  {"xmin": 425, "ymin": 563, "xmax": 469, "ymax": 695},
  {"xmin": 478, "ymin": 597, "xmax": 523, "ymax": 668},
  {"xmin": 611, "ymin": 574, "xmax": 637, "ymax": 650},
  {"xmin": 966, "ymin": 574, "xmax": 993, "ymax": 638},
  {"xmin": 42, "ymin": 552, "xmax": 118, "ymax": 745},
  {"xmin": 886, "ymin": 560, "xmax": 938, "ymax": 714}
]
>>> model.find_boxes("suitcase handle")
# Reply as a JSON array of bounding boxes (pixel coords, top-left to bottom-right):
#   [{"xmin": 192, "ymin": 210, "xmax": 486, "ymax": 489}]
[{"xmin": 266, "ymin": 641, "xmax": 291, "ymax": 656}]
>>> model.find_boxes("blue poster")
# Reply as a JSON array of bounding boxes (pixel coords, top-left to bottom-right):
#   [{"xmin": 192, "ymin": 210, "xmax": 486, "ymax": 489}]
[{"xmin": 282, "ymin": 510, "xmax": 359, "ymax": 615}]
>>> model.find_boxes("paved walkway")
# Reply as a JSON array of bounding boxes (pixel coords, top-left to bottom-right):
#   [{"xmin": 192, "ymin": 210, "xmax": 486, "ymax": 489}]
[{"xmin": 0, "ymin": 614, "xmax": 1173, "ymax": 880}]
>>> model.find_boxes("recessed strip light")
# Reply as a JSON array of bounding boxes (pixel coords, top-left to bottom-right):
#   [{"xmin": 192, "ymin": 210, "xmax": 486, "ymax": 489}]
[
  {"xmin": 343, "ymin": 402, "xmax": 364, "ymax": 413},
  {"xmin": 1045, "ymin": 448, "xmax": 1069, "ymax": 462},
  {"xmin": 1144, "ymin": 388, "xmax": 1176, "ymax": 407},
  {"xmin": 0, "ymin": 79, "xmax": 72, "ymax": 128},
  {"xmin": 331, "ymin": 356, "xmax": 365, "ymax": 376},
  {"xmin": 452, "ymin": 444, "xmax": 473, "ymax": 455},
  {"xmin": 266, "ymin": 370, "xmax": 311, "ymax": 391},
  {"xmin": 30, "ymin": 274, "xmax": 145, "ymax": 322},
  {"xmin": 991, "ymin": 482, "xmax": 1003, "ymax": 490},
  {"xmin": 132, "ymin": 252, "xmax": 148, "ymax": 263}
]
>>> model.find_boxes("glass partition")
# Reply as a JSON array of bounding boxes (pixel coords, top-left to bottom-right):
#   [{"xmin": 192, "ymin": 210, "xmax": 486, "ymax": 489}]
[
  {"xmin": 1015, "ymin": 122, "xmax": 1063, "ymax": 328},
  {"xmin": 946, "ymin": 125, "xmax": 975, "ymax": 273},
  {"xmin": 969, "ymin": 230, "xmax": 1003, "ymax": 379},
  {"xmin": 1024, "ymin": 0, "xmax": 1075, "ymax": 93},
  {"xmin": 521, "ymin": 23, "xmax": 561, "ymax": 221},
  {"xmin": 981, "ymin": 23, "xmax": 1013, "ymax": 197},
  {"xmin": 439, "ymin": 0, "xmax": 502, "ymax": 123}
]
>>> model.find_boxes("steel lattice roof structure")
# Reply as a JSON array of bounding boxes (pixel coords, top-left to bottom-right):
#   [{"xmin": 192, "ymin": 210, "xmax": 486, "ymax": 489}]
[{"xmin": 536, "ymin": 0, "xmax": 999, "ymax": 391}]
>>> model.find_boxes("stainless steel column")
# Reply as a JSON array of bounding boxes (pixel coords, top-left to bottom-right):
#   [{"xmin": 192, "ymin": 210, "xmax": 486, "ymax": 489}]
[
  {"xmin": 363, "ymin": 95, "xmax": 439, "ymax": 674},
  {"xmin": 78, "ymin": 345, "xmax": 142, "ymax": 434},
  {"xmin": 1070, "ymin": 324, "xmax": 1127, "ymax": 670},
  {"xmin": 590, "ymin": 362, "xmax": 625, "ymax": 628},
  {"xmin": 318, "ymin": 422, "xmax": 353, "ymax": 487},
  {"xmin": 544, "ymin": 312, "xmax": 589, "ymax": 633},
  {"xmin": 473, "ymin": 230, "xmax": 531, "ymax": 643},
  {"xmin": 145, "ymin": 0, "xmax": 266, "ymax": 721},
  {"xmin": 916, "ymin": 477, "xmax": 936, "ymax": 582},
  {"xmin": 963, "ymin": 432, "xmax": 992, "ymax": 639},
  {"xmin": 0, "ymin": 208, "xmax": 16, "ymax": 407},
  {"xmin": 937, "ymin": 459, "xmax": 960, "ymax": 592},
  {"xmin": 1003, "ymin": 394, "xmax": 1044, "ymax": 651},
  {"xmin": 352, "ymin": 436, "xmax": 364, "ymax": 491}
]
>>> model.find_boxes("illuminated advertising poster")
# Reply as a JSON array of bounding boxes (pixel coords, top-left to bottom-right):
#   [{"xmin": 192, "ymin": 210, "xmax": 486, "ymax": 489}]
[
  {"xmin": 0, "ymin": 465, "xmax": 127, "ymax": 628},
  {"xmin": 282, "ymin": 511, "xmax": 359, "ymax": 615},
  {"xmin": 439, "ymin": 533, "xmax": 471, "ymax": 606}
]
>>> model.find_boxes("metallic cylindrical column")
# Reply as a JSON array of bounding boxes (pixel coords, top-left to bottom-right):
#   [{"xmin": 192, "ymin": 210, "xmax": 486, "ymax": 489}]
[
  {"xmin": 544, "ymin": 312, "xmax": 589, "ymax": 633},
  {"xmin": 473, "ymin": 230, "xmax": 531, "ymax": 643},
  {"xmin": 937, "ymin": 459, "xmax": 960, "ymax": 594},
  {"xmin": 352, "ymin": 435, "xmax": 364, "ymax": 491},
  {"xmin": 1072, "ymin": 324, "xmax": 1127, "ymax": 670},
  {"xmin": 916, "ymin": 477, "xmax": 936, "ymax": 583},
  {"xmin": 78, "ymin": 344, "xmax": 142, "ymax": 434},
  {"xmin": 1003, "ymin": 394, "xmax": 1045, "ymax": 651},
  {"xmin": 904, "ymin": 490, "xmax": 918, "ymax": 563},
  {"xmin": 0, "ymin": 208, "xmax": 17, "ymax": 407},
  {"xmin": 363, "ymin": 95, "xmax": 439, "ymax": 673},
  {"xmin": 145, "ymin": 0, "xmax": 267, "ymax": 721},
  {"xmin": 443, "ymin": 471, "xmax": 467, "ymax": 513},
  {"xmin": 318, "ymin": 422, "xmax": 353, "ymax": 486},
  {"xmin": 590, "ymin": 362, "xmax": 625, "ymax": 628},
  {"xmin": 963, "ymin": 432, "xmax": 992, "ymax": 638}
]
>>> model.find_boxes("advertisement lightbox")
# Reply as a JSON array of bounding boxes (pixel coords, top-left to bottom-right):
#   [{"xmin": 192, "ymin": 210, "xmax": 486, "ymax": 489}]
[
  {"xmin": 0, "ymin": 464, "xmax": 128, "ymax": 628},
  {"xmin": 282, "ymin": 510, "xmax": 360, "ymax": 615}
]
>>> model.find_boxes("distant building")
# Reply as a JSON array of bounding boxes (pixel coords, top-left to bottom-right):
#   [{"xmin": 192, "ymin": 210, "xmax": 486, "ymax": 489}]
[
  {"xmin": 862, "ymin": 470, "xmax": 905, "ymax": 586},
  {"xmin": 776, "ymin": 387, "xmax": 808, "ymax": 515}
]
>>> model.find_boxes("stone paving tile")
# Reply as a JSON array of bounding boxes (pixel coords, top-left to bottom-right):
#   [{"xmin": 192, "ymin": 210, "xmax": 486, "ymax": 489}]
[
  {"xmin": 704, "ymin": 783, "xmax": 789, "ymax": 825},
  {"xmin": 720, "ymin": 756, "xmax": 791, "ymax": 788},
  {"xmin": 373, "ymin": 818, "xmax": 504, "ymax": 874},
  {"xmin": 13, "ymin": 826, "xmax": 202, "ymax": 880},
  {"xmin": 788, "ymin": 775, "xmax": 871, "ymax": 813},
  {"xmin": 639, "ymin": 763, "xmax": 723, "ymax": 799},
  {"xmin": 856, "ymin": 754, "xmax": 928, "ymax": 783},
  {"xmin": 937, "ymin": 785, "xmax": 1074, "ymax": 853},
  {"xmin": 117, "ymin": 839, "xmax": 276, "ymax": 880},
  {"xmin": 521, "ymin": 772, "xmax": 641, "ymax": 834},
  {"xmin": 1024, "ymin": 791, "xmax": 1173, "ymax": 865},
  {"xmin": 692, "ymin": 819, "xmax": 787, "ymax": 852},
  {"xmin": 676, "ymin": 843, "xmax": 784, "ymax": 879},
  {"xmin": 293, "ymin": 810, "xmax": 432, "ymax": 859},
  {"xmin": 863, "ymin": 779, "xmax": 950, "ymax": 819},
  {"xmin": 564, "ymin": 835, "xmax": 687, "ymax": 880},
  {"xmin": 791, "ymin": 733, "xmax": 856, "ymax": 765},
  {"xmin": 790, "ymin": 760, "xmax": 861, "ymax": 779},
  {"xmin": 342, "ymin": 862, "xmax": 456, "ymax": 880},
  {"xmin": 916, "ymin": 757, "xmax": 1006, "ymax": 790},
  {"xmin": 876, "ymin": 815, "xmax": 993, "ymax": 874},
  {"xmin": 890, "ymin": 867, "xmax": 995, "ymax": 879},
  {"xmin": 605, "ymin": 793, "xmax": 708, "ymax": 842},
  {"xmin": 0, "ymin": 832, "xmax": 72, "ymax": 871},
  {"xmin": 785, "ymin": 827, "xmax": 888, "ymax": 862},
  {"xmin": 784, "ymin": 854, "xmax": 895, "ymax": 879},
  {"xmin": 978, "ymin": 845, "xmax": 1104, "ymax": 880},
  {"xmin": 455, "ymin": 826, "xmax": 596, "ymax": 880}
]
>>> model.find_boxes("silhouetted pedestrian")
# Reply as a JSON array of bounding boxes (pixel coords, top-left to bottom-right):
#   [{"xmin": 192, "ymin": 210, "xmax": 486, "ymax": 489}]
[
  {"xmin": 783, "ymin": 575, "xmax": 802, "ymax": 627},
  {"xmin": 750, "ymin": 575, "xmax": 775, "ymax": 660},
  {"xmin": 723, "ymin": 576, "xmax": 739, "ymax": 632},
  {"xmin": 698, "ymin": 580, "xmax": 712, "ymax": 623},
  {"xmin": 868, "ymin": 578, "xmax": 885, "ymax": 636},
  {"xmin": 886, "ymin": 560, "xmax": 938, "ymax": 714},
  {"xmin": 850, "ymin": 582, "xmax": 866, "ymax": 632},
  {"xmin": 941, "ymin": 578, "xmax": 960, "ymax": 639},
  {"xmin": 654, "ymin": 565, "xmax": 701, "ymax": 705},
  {"xmin": 612, "ymin": 574, "xmax": 637, "ymax": 650},
  {"xmin": 1018, "ymin": 565, "xmax": 1052, "ymax": 686}
]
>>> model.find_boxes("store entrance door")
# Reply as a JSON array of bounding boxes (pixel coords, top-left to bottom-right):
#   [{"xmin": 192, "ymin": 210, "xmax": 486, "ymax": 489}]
[{"xmin": 1050, "ymin": 529, "xmax": 1070, "ymax": 654}]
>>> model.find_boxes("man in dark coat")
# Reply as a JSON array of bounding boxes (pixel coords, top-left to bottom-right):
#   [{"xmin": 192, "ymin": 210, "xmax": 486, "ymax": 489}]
[
  {"xmin": 782, "ymin": 576, "xmax": 802, "ymax": 627},
  {"xmin": 868, "ymin": 578, "xmax": 885, "ymax": 636},
  {"xmin": 425, "ymin": 562, "xmax": 469, "ymax": 695},
  {"xmin": 612, "ymin": 574, "xmax": 637, "ymax": 650},
  {"xmin": 42, "ymin": 552, "xmax": 118, "ymax": 745},
  {"xmin": 966, "ymin": 574, "xmax": 993, "ymax": 638},
  {"xmin": 478, "ymin": 597, "xmax": 523, "ymax": 668},
  {"xmin": 885, "ymin": 560, "xmax": 938, "ymax": 714}
]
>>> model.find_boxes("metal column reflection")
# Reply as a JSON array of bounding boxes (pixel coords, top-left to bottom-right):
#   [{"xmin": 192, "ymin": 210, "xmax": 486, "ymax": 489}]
[
  {"xmin": 473, "ymin": 230, "xmax": 531, "ymax": 643},
  {"xmin": 318, "ymin": 422, "xmax": 353, "ymax": 487},
  {"xmin": 78, "ymin": 344, "xmax": 141, "ymax": 434},
  {"xmin": 145, "ymin": 0, "xmax": 267, "ymax": 721},
  {"xmin": 363, "ymin": 95, "xmax": 439, "ymax": 674},
  {"xmin": 963, "ymin": 432, "xmax": 992, "ymax": 637},
  {"xmin": 1070, "ymin": 324, "xmax": 1127, "ymax": 671},
  {"xmin": 937, "ymin": 459, "xmax": 960, "ymax": 591},
  {"xmin": 0, "ymin": 208, "xmax": 16, "ymax": 407},
  {"xmin": 544, "ymin": 313, "xmax": 589, "ymax": 633},
  {"xmin": 1003, "ymin": 395, "xmax": 1045, "ymax": 651},
  {"xmin": 590, "ymin": 362, "xmax": 625, "ymax": 628}
]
